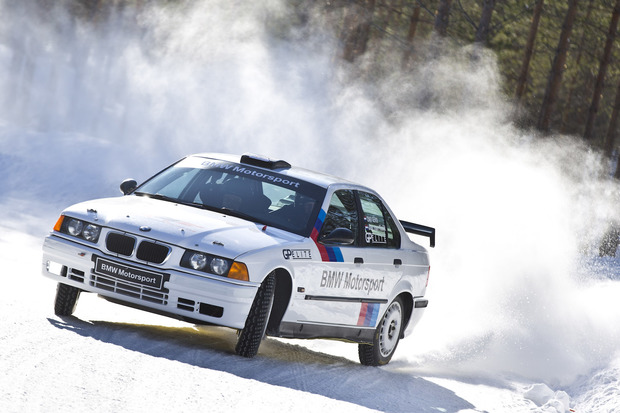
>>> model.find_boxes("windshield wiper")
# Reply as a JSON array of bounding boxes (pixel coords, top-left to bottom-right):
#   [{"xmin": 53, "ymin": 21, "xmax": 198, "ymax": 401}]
[
  {"xmin": 134, "ymin": 192, "xmax": 179, "ymax": 204},
  {"xmin": 188, "ymin": 202, "xmax": 220, "ymax": 212},
  {"xmin": 220, "ymin": 207, "xmax": 267, "ymax": 226}
]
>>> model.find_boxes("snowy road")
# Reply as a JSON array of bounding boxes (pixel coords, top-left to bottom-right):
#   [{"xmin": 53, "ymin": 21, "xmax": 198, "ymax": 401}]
[
  {"xmin": 0, "ymin": 220, "xmax": 535, "ymax": 413},
  {"xmin": 2, "ymin": 202, "xmax": 619, "ymax": 412}
]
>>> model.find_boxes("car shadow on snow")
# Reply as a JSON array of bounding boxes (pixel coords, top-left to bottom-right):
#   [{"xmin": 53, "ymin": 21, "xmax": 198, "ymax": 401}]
[{"xmin": 48, "ymin": 316, "xmax": 475, "ymax": 413}]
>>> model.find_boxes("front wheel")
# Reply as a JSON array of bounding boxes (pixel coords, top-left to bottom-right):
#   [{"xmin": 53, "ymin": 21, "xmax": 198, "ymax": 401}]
[
  {"xmin": 235, "ymin": 272, "xmax": 276, "ymax": 358},
  {"xmin": 358, "ymin": 297, "xmax": 404, "ymax": 366},
  {"xmin": 54, "ymin": 283, "xmax": 81, "ymax": 316}
]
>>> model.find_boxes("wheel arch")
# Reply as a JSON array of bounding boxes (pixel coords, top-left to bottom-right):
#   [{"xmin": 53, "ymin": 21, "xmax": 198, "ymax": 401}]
[
  {"xmin": 395, "ymin": 291, "xmax": 414, "ymax": 339},
  {"xmin": 266, "ymin": 267, "xmax": 292, "ymax": 335}
]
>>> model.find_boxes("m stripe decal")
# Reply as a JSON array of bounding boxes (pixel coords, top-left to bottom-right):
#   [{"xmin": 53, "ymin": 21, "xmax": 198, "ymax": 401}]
[
  {"xmin": 357, "ymin": 302, "xmax": 380, "ymax": 327},
  {"xmin": 311, "ymin": 209, "xmax": 344, "ymax": 262}
]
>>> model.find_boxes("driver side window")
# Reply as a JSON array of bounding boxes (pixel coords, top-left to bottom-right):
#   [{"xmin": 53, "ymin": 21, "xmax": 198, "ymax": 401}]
[{"xmin": 318, "ymin": 190, "xmax": 358, "ymax": 243}]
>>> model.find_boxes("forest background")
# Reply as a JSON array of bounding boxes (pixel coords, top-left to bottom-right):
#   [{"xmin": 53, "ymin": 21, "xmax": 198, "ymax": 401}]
[{"xmin": 20, "ymin": 0, "xmax": 620, "ymax": 178}]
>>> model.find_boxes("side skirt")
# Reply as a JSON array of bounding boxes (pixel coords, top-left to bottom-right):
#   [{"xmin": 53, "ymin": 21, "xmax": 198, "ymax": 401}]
[{"xmin": 275, "ymin": 321, "xmax": 375, "ymax": 344}]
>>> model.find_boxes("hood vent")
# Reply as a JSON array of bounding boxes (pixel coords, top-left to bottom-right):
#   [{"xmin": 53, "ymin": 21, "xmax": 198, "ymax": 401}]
[{"xmin": 240, "ymin": 153, "xmax": 291, "ymax": 170}]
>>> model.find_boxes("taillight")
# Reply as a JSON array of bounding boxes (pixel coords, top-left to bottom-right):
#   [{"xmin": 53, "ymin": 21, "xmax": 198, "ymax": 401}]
[{"xmin": 426, "ymin": 266, "xmax": 430, "ymax": 287}]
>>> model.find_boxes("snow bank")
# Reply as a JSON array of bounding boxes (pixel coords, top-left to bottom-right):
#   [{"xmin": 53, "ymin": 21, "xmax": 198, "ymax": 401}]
[{"xmin": 524, "ymin": 384, "xmax": 571, "ymax": 413}]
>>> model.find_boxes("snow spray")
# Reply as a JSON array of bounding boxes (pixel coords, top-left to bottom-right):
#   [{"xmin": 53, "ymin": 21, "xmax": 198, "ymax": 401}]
[{"xmin": 1, "ymin": 0, "xmax": 619, "ymax": 387}]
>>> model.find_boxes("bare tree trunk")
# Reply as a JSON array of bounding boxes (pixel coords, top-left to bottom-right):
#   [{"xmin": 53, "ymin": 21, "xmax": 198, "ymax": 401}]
[
  {"xmin": 605, "ymin": 80, "xmax": 620, "ymax": 158},
  {"xmin": 434, "ymin": 0, "xmax": 452, "ymax": 37},
  {"xmin": 402, "ymin": 4, "xmax": 421, "ymax": 68},
  {"xmin": 560, "ymin": 0, "xmax": 595, "ymax": 133},
  {"xmin": 474, "ymin": 0, "xmax": 496, "ymax": 45},
  {"xmin": 584, "ymin": 0, "xmax": 620, "ymax": 141},
  {"xmin": 537, "ymin": 0, "xmax": 578, "ymax": 133},
  {"xmin": 341, "ymin": 0, "xmax": 376, "ymax": 62},
  {"xmin": 515, "ymin": 0, "xmax": 544, "ymax": 101}
]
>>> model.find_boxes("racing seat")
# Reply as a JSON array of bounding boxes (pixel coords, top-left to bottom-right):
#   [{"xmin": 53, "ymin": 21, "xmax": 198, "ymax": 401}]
[
  {"xmin": 222, "ymin": 179, "xmax": 272, "ymax": 216},
  {"xmin": 198, "ymin": 184, "xmax": 224, "ymax": 208},
  {"xmin": 199, "ymin": 178, "xmax": 271, "ymax": 217},
  {"xmin": 219, "ymin": 179, "xmax": 249, "ymax": 210},
  {"xmin": 270, "ymin": 198, "xmax": 314, "ymax": 232}
]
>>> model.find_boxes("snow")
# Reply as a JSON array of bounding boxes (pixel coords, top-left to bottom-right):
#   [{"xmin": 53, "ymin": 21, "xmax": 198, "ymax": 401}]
[{"xmin": 2, "ymin": 1, "xmax": 620, "ymax": 412}]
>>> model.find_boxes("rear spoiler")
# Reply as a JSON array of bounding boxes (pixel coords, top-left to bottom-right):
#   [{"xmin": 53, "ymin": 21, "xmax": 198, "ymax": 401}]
[{"xmin": 400, "ymin": 220, "xmax": 435, "ymax": 248}]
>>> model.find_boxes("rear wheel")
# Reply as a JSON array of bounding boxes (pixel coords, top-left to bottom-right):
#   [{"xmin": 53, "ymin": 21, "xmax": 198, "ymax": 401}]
[
  {"xmin": 235, "ymin": 272, "xmax": 276, "ymax": 358},
  {"xmin": 54, "ymin": 283, "xmax": 81, "ymax": 316},
  {"xmin": 359, "ymin": 297, "xmax": 404, "ymax": 366}
]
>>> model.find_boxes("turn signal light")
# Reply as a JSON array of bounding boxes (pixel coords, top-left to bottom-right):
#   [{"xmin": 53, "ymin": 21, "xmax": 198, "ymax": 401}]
[
  {"xmin": 53, "ymin": 216, "xmax": 65, "ymax": 232},
  {"xmin": 228, "ymin": 262, "xmax": 249, "ymax": 281}
]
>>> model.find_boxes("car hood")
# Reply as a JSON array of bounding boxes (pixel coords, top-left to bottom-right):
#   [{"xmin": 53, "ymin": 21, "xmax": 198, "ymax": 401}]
[{"xmin": 63, "ymin": 195, "xmax": 302, "ymax": 258}]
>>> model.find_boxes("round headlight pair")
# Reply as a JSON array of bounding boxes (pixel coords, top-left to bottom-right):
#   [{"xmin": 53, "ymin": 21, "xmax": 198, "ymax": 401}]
[
  {"xmin": 66, "ymin": 218, "xmax": 101, "ymax": 242},
  {"xmin": 189, "ymin": 253, "xmax": 229, "ymax": 276}
]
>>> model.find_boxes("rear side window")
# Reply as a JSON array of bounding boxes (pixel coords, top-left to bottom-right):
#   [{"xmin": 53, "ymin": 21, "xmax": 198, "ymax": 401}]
[{"xmin": 359, "ymin": 191, "xmax": 400, "ymax": 248}]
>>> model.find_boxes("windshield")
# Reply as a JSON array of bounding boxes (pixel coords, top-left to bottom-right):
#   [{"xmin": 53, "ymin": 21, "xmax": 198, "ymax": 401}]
[{"xmin": 134, "ymin": 156, "xmax": 326, "ymax": 237}]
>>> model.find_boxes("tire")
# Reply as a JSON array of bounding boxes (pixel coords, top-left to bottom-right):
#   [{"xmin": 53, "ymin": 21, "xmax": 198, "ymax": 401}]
[
  {"xmin": 359, "ymin": 297, "xmax": 404, "ymax": 366},
  {"xmin": 54, "ymin": 283, "xmax": 81, "ymax": 316},
  {"xmin": 235, "ymin": 272, "xmax": 276, "ymax": 358}
]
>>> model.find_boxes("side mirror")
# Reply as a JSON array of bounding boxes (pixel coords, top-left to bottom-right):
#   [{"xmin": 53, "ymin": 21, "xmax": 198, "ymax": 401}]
[
  {"xmin": 120, "ymin": 179, "xmax": 137, "ymax": 195},
  {"xmin": 320, "ymin": 228, "xmax": 355, "ymax": 246}
]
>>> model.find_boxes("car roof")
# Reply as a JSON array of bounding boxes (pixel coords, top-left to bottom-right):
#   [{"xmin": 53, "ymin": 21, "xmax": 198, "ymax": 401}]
[{"xmin": 190, "ymin": 152, "xmax": 367, "ymax": 191}]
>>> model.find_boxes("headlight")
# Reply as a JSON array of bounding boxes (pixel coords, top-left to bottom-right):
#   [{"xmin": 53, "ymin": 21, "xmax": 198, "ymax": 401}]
[
  {"xmin": 67, "ymin": 219, "xmax": 83, "ymax": 236},
  {"xmin": 189, "ymin": 253, "xmax": 208, "ymax": 270},
  {"xmin": 210, "ymin": 258, "xmax": 229, "ymax": 275},
  {"xmin": 181, "ymin": 250, "xmax": 234, "ymax": 278},
  {"xmin": 82, "ymin": 224, "xmax": 101, "ymax": 242},
  {"xmin": 55, "ymin": 215, "xmax": 102, "ymax": 243}
]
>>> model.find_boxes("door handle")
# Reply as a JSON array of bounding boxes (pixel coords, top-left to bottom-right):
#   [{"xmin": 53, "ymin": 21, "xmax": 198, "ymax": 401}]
[
  {"xmin": 354, "ymin": 257, "xmax": 364, "ymax": 264},
  {"xmin": 393, "ymin": 259, "xmax": 402, "ymax": 266}
]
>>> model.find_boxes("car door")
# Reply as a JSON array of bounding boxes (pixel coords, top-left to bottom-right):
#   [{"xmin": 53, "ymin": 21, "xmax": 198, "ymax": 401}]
[
  {"xmin": 355, "ymin": 190, "xmax": 407, "ymax": 316},
  {"xmin": 289, "ymin": 189, "xmax": 401, "ymax": 329},
  {"xmin": 287, "ymin": 189, "xmax": 363, "ymax": 326}
]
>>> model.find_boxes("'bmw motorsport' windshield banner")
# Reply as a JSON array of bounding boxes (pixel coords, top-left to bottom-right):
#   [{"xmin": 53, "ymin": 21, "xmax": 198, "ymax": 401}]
[{"xmin": 179, "ymin": 157, "xmax": 305, "ymax": 189}]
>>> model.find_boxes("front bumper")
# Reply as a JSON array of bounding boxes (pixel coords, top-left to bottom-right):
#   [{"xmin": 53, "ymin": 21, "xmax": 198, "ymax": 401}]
[{"xmin": 42, "ymin": 235, "xmax": 257, "ymax": 329}]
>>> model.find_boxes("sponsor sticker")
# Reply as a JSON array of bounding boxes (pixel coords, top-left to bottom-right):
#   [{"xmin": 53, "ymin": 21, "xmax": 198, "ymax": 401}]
[
  {"xmin": 319, "ymin": 270, "xmax": 385, "ymax": 295},
  {"xmin": 179, "ymin": 157, "xmax": 303, "ymax": 188},
  {"xmin": 282, "ymin": 249, "xmax": 312, "ymax": 260},
  {"xmin": 94, "ymin": 257, "xmax": 164, "ymax": 290},
  {"xmin": 357, "ymin": 302, "xmax": 380, "ymax": 327}
]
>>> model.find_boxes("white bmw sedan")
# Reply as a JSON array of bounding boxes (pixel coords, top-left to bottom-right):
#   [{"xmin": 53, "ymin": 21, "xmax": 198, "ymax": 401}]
[{"xmin": 42, "ymin": 153, "xmax": 434, "ymax": 365}]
